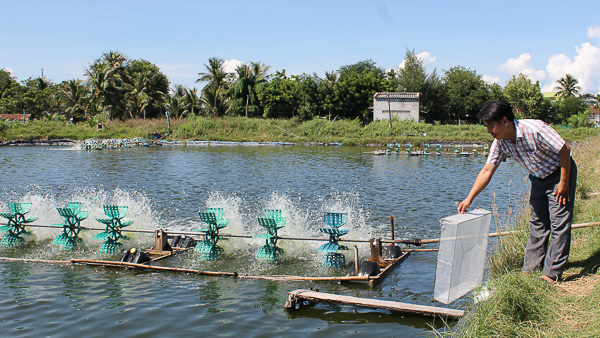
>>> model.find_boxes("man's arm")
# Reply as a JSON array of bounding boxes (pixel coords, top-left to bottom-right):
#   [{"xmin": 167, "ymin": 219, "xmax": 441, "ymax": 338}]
[
  {"xmin": 553, "ymin": 143, "xmax": 571, "ymax": 206},
  {"xmin": 457, "ymin": 163, "xmax": 499, "ymax": 213}
]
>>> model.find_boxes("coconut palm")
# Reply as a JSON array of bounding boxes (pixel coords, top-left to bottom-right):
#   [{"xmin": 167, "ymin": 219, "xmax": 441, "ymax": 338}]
[
  {"xmin": 201, "ymin": 86, "xmax": 229, "ymax": 117},
  {"xmin": 196, "ymin": 57, "xmax": 230, "ymax": 90},
  {"xmin": 228, "ymin": 61, "xmax": 271, "ymax": 117},
  {"xmin": 126, "ymin": 73, "xmax": 152, "ymax": 120},
  {"xmin": 166, "ymin": 95, "xmax": 184, "ymax": 119},
  {"xmin": 86, "ymin": 51, "xmax": 128, "ymax": 119},
  {"xmin": 59, "ymin": 79, "xmax": 90, "ymax": 120},
  {"xmin": 197, "ymin": 57, "xmax": 232, "ymax": 117},
  {"xmin": 182, "ymin": 88, "xmax": 200, "ymax": 117},
  {"xmin": 85, "ymin": 51, "xmax": 129, "ymax": 120},
  {"xmin": 554, "ymin": 74, "xmax": 581, "ymax": 100},
  {"xmin": 324, "ymin": 71, "xmax": 338, "ymax": 83}
]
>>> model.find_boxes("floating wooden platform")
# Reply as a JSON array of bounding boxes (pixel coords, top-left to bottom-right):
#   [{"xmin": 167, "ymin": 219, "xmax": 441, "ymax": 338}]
[{"xmin": 284, "ymin": 289, "xmax": 465, "ymax": 319}]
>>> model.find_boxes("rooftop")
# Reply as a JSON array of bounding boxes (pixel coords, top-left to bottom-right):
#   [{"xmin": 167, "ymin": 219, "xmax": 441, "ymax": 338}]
[{"xmin": 374, "ymin": 92, "xmax": 419, "ymax": 99}]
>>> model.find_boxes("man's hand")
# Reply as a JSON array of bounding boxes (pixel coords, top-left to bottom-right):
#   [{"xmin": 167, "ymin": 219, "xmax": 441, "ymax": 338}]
[
  {"xmin": 457, "ymin": 198, "xmax": 472, "ymax": 214},
  {"xmin": 553, "ymin": 181, "xmax": 570, "ymax": 206}
]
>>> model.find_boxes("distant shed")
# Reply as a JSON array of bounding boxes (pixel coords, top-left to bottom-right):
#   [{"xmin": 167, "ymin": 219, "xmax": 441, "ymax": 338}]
[{"xmin": 373, "ymin": 92, "xmax": 419, "ymax": 122}]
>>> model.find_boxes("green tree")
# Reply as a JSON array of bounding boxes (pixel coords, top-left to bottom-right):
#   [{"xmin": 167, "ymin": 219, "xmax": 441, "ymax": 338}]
[
  {"xmin": 228, "ymin": 61, "xmax": 270, "ymax": 117},
  {"xmin": 197, "ymin": 57, "xmax": 231, "ymax": 117},
  {"xmin": 85, "ymin": 51, "xmax": 129, "ymax": 120},
  {"xmin": 319, "ymin": 70, "xmax": 339, "ymax": 120},
  {"xmin": 442, "ymin": 66, "xmax": 491, "ymax": 122},
  {"xmin": 335, "ymin": 59, "xmax": 391, "ymax": 123},
  {"xmin": 197, "ymin": 57, "xmax": 231, "ymax": 90},
  {"xmin": 125, "ymin": 59, "xmax": 169, "ymax": 119},
  {"xmin": 293, "ymin": 73, "xmax": 321, "ymax": 121},
  {"xmin": 554, "ymin": 74, "xmax": 581, "ymax": 100},
  {"xmin": 182, "ymin": 88, "xmax": 200, "ymax": 117},
  {"xmin": 58, "ymin": 79, "xmax": 90, "ymax": 121},
  {"xmin": 551, "ymin": 96, "xmax": 587, "ymax": 124},
  {"xmin": 396, "ymin": 50, "xmax": 426, "ymax": 92},
  {"xmin": 395, "ymin": 49, "xmax": 445, "ymax": 123},
  {"xmin": 201, "ymin": 86, "xmax": 229, "ymax": 117},
  {"xmin": 125, "ymin": 72, "xmax": 152, "ymax": 119},
  {"xmin": 503, "ymin": 74, "xmax": 548, "ymax": 120},
  {"xmin": 256, "ymin": 70, "xmax": 298, "ymax": 119},
  {"xmin": 21, "ymin": 76, "xmax": 59, "ymax": 119},
  {"xmin": 0, "ymin": 69, "xmax": 24, "ymax": 114}
]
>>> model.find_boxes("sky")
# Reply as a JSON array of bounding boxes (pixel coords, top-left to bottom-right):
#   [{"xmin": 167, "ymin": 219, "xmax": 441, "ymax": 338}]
[{"xmin": 1, "ymin": 0, "xmax": 600, "ymax": 94}]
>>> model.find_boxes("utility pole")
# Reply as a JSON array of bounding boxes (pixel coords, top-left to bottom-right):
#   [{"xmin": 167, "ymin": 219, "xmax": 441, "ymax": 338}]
[{"xmin": 387, "ymin": 94, "xmax": 393, "ymax": 128}]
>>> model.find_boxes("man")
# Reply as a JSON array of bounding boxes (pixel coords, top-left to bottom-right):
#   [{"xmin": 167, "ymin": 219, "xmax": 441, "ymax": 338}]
[{"xmin": 458, "ymin": 100, "xmax": 577, "ymax": 283}]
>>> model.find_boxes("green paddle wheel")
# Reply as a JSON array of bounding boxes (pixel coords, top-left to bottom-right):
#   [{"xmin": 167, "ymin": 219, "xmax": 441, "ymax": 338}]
[
  {"xmin": 194, "ymin": 207, "xmax": 229, "ymax": 260},
  {"xmin": 0, "ymin": 202, "xmax": 37, "ymax": 247},
  {"xmin": 254, "ymin": 209, "xmax": 286, "ymax": 262},
  {"xmin": 318, "ymin": 212, "xmax": 349, "ymax": 267},
  {"xmin": 52, "ymin": 202, "xmax": 90, "ymax": 250},
  {"xmin": 94, "ymin": 205, "xmax": 133, "ymax": 253}
]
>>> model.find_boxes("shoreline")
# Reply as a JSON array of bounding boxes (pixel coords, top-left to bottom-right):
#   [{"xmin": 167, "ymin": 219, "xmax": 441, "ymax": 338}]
[{"xmin": 0, "ymin": 138, "xmax": 493, "ymax": 149}]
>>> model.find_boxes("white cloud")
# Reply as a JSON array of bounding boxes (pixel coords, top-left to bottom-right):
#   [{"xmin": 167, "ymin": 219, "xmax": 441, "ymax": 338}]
[
  {"xmin": 223, "ymin": 59, "xmax": 244, "ymax": 73},
  {"xmin": 499, "ymin": 53, "xmax": 532, "ymax": 73},
  {"xmin": 498, "ymin": 53, "xmax": 546, "ymax": 82},
  {"xmin": 544, "ymin": 42, "xmax": 600, "ymax": 94},
  {"xmin": 588, "ymin": 25, "xmax": 600, "ymax": 39},
  {"xmin": 397, "ymin": 51, "xmax": 436, "ymax": 69},
  {"xmin": 2, "ymin": 67, "xmax": 14, "ymax": 75},
  {"xmin": 482, "ymin": 74, "xmax": 499, "ymax": 84}
]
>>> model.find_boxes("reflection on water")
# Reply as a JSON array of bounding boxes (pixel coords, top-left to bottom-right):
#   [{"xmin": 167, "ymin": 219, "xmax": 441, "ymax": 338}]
[
  {"xmin": 0, "ymin": 145, "xmax": 528, "ymax": 337},
  {"xmin": 0, "ymin": 262, "xmax": 31, "ymax": 295},
  {"xmin": 258, "ymin": 280, "xmax": 284, "ymax": 315}
]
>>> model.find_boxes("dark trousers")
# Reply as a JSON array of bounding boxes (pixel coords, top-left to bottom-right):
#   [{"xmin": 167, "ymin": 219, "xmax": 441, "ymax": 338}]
[{"xmin": 522, "ymin": 158, "xmax": 577, "ymax": 279}]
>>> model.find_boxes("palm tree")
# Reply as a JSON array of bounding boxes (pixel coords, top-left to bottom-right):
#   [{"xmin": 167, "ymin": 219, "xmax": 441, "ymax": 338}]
[
  {"xmin": 228, "ymin": 61, "xmax": 271, "ymax": 117},
  {"xmin": 182, "ymin": 88, "xmax": 200, "ymax": 117},
  {"xmin": 166, "ymin": 95, "xmax": 184, "ymax": 119},
  {"xmin": 201, "ymin": 86, "xmax": 229, "ymax": 117},
  {"xmin": 196, "ymin": 57, "xmax": 230, "ymax": 90},
  {"xmin": 197, "ymin": 57, "xmax": 232, "ymax": 118},
  {"xmin": 324, "ymin": 71, "xmax": 338, "ymax": 83},
  {"xmin": 554, "ymin": 74, "xmax": 581, "ymax": 100},
  {"xmin": 85, "ymin": 51, "xmax": 129, "ymax": 119},
  {"xmin": 250, "ymin": 61, "xmax": 271, "ymax": 83},
  {"xmin": 86, "ymin": 62, "xmax": 111, "ymax": 116},
  {"xmin": 59, "ymin": 79, "xmax": 90, "ymax": 120},
  {"xmin": 125, "ymin": 72, "xmax": 161, "ymax": 120}
]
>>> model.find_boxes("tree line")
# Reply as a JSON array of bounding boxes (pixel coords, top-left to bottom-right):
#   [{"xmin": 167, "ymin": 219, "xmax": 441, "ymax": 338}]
[{"xmin": 0, "ymin": 50, "xmax": 597, "ymax": 127}]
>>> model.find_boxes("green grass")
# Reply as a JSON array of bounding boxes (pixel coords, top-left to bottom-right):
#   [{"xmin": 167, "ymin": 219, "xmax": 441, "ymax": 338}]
[
  {"xmin": 2, "ymin": 117, "xmax": 598, "ymax": 144},
  {"xmin": 452, "ymin": 272, "xmax": 557, "ymax": 338}
]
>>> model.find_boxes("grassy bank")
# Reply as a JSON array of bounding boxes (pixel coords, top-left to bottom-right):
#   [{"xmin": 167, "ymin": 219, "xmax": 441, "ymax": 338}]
[
  {"xmin": 448, "ymin": 134, "xmax": 600, "ymax": 337},
  {"xmin": 1, "ymin": 117, "xmax": 598, "ymax": 145}
]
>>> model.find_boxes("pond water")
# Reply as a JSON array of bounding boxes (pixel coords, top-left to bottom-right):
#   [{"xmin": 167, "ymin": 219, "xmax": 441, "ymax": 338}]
[{"xmin": 0, "ymin": 144, "xmax": 527, "ymax": 337}]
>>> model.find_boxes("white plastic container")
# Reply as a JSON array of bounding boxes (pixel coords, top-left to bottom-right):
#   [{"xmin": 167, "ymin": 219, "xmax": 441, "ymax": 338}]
[{"xmin": 434, "ymin": 209, "xmax": 491, "ymax": 304}]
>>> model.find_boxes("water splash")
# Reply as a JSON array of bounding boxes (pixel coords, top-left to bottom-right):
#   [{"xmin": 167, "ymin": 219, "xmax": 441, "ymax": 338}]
[
  {"xmin": 1, "ymin": 185, "xmax": 380, "ymax": 270},
  {"xmin": 0, "ymin": 186, "xmax": 159, "ymax": 249}
]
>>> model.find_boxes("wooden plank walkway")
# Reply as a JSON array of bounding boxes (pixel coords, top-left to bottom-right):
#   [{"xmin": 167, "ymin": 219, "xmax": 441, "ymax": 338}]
[{"xmin": 284, "ymin": 289, "xmax": 465, "ymax": 319}]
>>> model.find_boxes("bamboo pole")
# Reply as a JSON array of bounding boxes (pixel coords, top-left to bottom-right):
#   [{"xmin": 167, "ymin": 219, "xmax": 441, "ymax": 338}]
[
  {"xmin": 68, "ymin": 259, "xmax": 374, "ymax": 282},
  {"xmin": 21, "ymin": 221, "xmax": 600, "ymax": 246},
  {"xmin": 0, "ymin": 257, "xmax": 71, "ymax": 264},
  {"xmin": 70, "ymin": 259, "xmax": 241, "ymax": 277}
]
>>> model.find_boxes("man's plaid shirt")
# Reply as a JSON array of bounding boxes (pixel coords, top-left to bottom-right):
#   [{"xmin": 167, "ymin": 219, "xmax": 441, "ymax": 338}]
[{"xmin": 486, "ymin": 119, "xmax": 566, "ymax": 179}]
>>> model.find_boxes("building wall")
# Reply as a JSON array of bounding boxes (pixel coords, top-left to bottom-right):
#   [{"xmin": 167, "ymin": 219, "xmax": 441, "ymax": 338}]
[{"xmin": 373, "ymin": 93, "xmax": 419, "ymax": 121}]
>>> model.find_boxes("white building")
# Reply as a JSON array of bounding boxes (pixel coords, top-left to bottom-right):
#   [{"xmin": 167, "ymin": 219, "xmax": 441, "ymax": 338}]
[{"xmin": 372, "ymin": 92, "xmax": 419, "ymax": 122}]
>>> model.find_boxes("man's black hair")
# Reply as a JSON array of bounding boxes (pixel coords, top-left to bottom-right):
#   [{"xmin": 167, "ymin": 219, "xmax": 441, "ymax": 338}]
[{"xmin": 476, "ymin": 100, "xmax": 515, "ymax": 122}]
